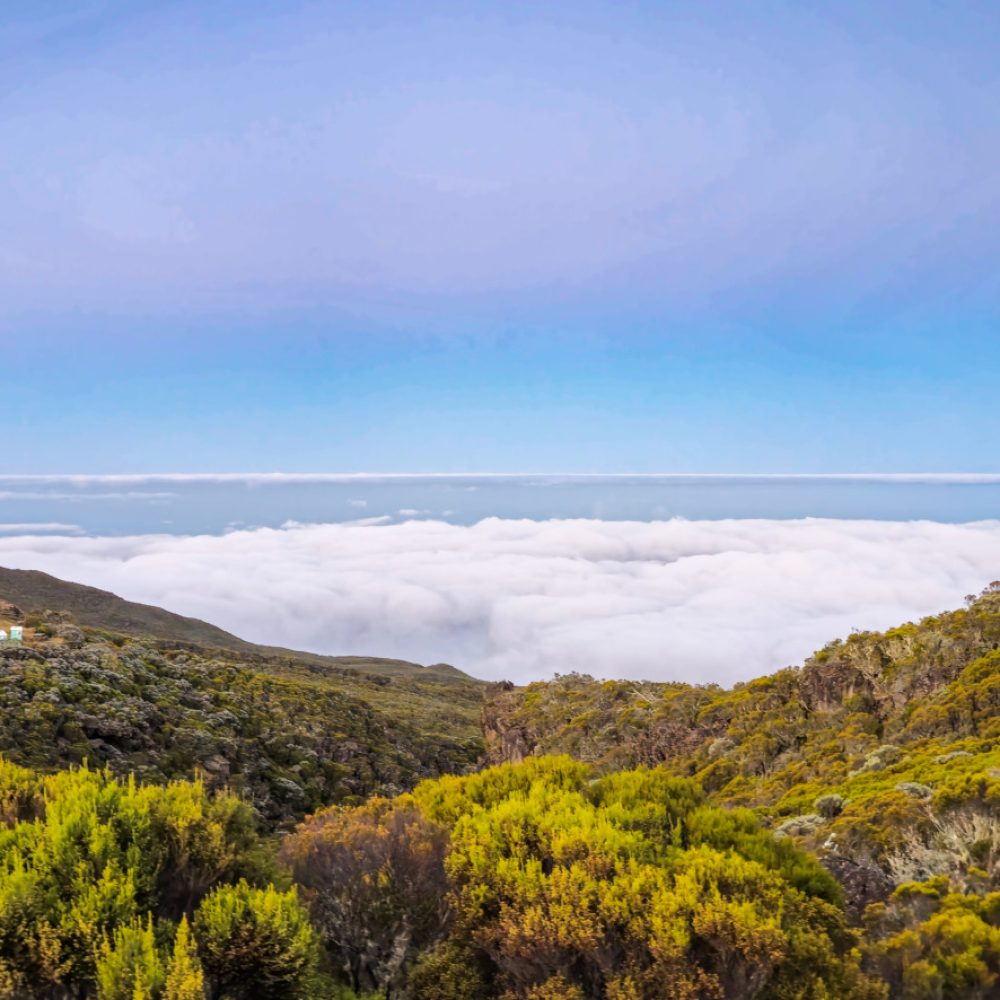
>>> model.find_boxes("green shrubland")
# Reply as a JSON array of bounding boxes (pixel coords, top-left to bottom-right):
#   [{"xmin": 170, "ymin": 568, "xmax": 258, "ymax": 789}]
[
  {"xmin": 0, "ymin": 762, "xmax": 317, "ymax": 999},
  {"xmin": 284, "ymin": 756, "xmax": 883, "ymax": 999},
  {"xmin": 1, "ymin": 583, "xmax": 999, "ymax": 997},
  {"xmin": 0, "ymin": 623, "xmax": 482, "ymax": 827}
]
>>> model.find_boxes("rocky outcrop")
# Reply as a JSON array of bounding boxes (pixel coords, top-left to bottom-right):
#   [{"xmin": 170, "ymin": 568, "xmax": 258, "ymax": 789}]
[
  {"xmin": 633, "ymin": 715, "xmax": 722, "ymax": 767},
  {"xmin": 821, "ymin": 855, "xmax": 895, "ymax": 922},
  {"xmin": 0, "ymin": 600, "xmax": 23, "ymax": 622},
  {"xmin": 481, "ymin": 681, "xmax": 533, "ymax": 764},
  {"xmin": 800, "ymin": 590, "xmax": 1000, "ymax": 716}
]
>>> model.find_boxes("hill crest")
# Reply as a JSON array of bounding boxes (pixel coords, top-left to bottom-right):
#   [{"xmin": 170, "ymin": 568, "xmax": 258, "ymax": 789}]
[{"xmin": 0, "ymin": 565, "xmax": 474, "ymax": 682}]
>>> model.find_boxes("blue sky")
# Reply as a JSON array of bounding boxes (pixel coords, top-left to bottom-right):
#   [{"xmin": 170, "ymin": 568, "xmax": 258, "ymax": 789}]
[{"xmin": 2, "ymin": 0, "xmax": 998, "ymax": 473}]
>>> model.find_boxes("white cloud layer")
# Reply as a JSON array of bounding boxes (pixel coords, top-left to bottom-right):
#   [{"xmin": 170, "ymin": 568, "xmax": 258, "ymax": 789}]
[{"xmin": 0, "ymin": 518, "xmax": 997, "ymax": 685}]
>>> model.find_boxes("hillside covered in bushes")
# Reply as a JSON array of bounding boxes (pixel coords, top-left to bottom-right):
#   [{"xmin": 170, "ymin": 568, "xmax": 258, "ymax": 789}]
[
  {"xmin": 0, "ymin": 593, "xmax": 483, "ymax": 827},
  {"xmin": 0, "ymin": 574, "xmax": 998, "ymax": 997},
  {"xmin": 483, "ymin": 585, "xmax": 1000, "ymax": 923}
]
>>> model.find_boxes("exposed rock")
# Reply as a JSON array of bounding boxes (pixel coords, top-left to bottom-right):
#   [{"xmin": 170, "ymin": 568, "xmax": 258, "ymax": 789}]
[
  {"xmin": 53, "ymin": 624, "xmax": 86, "ymax": 648},
  {"xmin": 822, "ymin": 855, "xmax": 894, "ymax": 923},
  {"xmin": 41, "ymin": 609, "xmax": 74, "ymax": 624},
  {"xmin": 78, "ymin": 714, "xmax": 142, "ymax": 742},
  {"xmin": 481, "ymin": 681, "xmax": 531, "ymax": 764},
  {"xmin": 201, "ymin": 754, "xmax": 231, "ymax": 780},
  {"xmin": 0, "ymin": 645, "xmax": 44, "ymax": 663},
  {"xmin": 634, "ymin": 716, "xmax": 722, "ymax": 767},
  {"xmin": 273, "ymin": 777, "xmax": 305, "ymax": 801},
  {"xmin": 0, "ymin": 600, "xmax": 23, "ymax": 622}
]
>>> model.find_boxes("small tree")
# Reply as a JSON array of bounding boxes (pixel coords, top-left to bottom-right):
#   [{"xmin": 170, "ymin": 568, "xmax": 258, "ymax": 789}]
[
  {"xmin": 280, "ymin": 797, "xmax": 450, "ymax": 997},
  {"xmin": 165, "ymin": 916, "xmax": 205, "ymax": 1000},
  {"xmin": 95, "ymin": 916, "xmax": 165, "ymax": 1000},
  {"xmin": 194, "ymin": 882, "xmax": 316, "ymax": 1000}
]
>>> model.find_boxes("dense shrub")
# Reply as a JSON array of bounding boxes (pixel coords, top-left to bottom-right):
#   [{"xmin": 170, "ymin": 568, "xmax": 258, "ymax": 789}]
[
  {"xmin": 816, "ymin": 793, "xmax": 847, "ymax": 819},
  {"xmin": 0, "ymin": 630, "xmax": 483, "ymax": 828},
  {"xmin": 194, "ymin": 882, "xmax": 316, "ymax": 1000},
  {"xmin": 281, "ymin": 797, "xmax": 450, "ymax": 996},
  {"xmin": 864, "ymin": 880, "xmax": 1000, "ymax": 998},
  {"xmin": 4, "ymin": 588, "xmax": 1000, "ymax": 998},
  {"xmin": 284, "ymin": 757, "xmax": 880, "ymax": 999},
  {"xmin": 0, "ymin": 762, "xmax": 311, "ymax": 1000}
]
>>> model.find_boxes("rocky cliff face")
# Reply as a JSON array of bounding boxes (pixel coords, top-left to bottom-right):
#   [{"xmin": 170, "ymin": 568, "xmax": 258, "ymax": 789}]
[
  {"xmin": 798, "ymin": 594, "xmax": 999, "ymax": 715},
  {"xmin": 798, "ymin": 634, "xmax": 915, "ymax": 715},
  {"xmin": 481, "ymin": 681, "xmax": 533, "ymax": 764}
]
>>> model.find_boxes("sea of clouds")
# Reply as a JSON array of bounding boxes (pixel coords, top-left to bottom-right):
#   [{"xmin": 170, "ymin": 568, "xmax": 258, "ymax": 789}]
[{"xmin": 1, "ymin": 517, "xmax": 998, "ymax": 685}]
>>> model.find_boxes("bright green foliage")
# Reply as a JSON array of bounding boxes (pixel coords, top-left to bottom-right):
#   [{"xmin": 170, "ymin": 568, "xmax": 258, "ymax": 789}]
[
  {"xmin": 164, "ymin": 917, "xmax": 205, "ymax": 1000},
  {"xmin": 864, "ymin": 880, "xmax": 1000, "ymax": 998},
  {"xmin": 0, "ymin": 762, "xmax": 273, "ymax": 998},
  {"xmin": 281, "ymin": 757, "xmax": 873, "ymax": 998},
  {"xmin": 405, "ymin": 757, "xmax": 882, "ymax": 999},
  {"xmin": 95, "ymin": 916, "xmax": 165, "ymax": 1000},
  {"xmin": 193, "ymin": 881, "xmax": 316, "ymax": 1000}
]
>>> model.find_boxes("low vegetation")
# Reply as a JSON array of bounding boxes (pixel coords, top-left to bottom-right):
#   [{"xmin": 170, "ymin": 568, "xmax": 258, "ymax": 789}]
[
  {"xmin": 483, "ymin": 586, "xmax": 1000, "ymax": 899},
  {"xmin": 0, "ymin": 614, "xmax": 482, "ymax": 827},
  {"xmin": 1, "ymin": 576, "xmax": 998, "ymax": 997},
  {"xmin": 0, "ymin": 762, "xmax": 318, "ymax": 999}
]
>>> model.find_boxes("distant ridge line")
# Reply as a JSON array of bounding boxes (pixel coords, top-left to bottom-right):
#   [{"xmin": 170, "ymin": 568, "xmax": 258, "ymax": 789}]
[{"xmin": 0, "ymin": 566, "xmax": 476, "ymax": 682}]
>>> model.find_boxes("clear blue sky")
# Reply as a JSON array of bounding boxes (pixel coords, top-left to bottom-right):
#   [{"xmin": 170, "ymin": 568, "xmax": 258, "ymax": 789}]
[{"xmin": 2, "ymin": 1, "xmax": 998, "ymax": 473}]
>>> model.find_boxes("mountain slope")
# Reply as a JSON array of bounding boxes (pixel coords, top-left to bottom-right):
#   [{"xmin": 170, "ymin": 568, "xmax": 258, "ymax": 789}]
[
  {"xmin": 482, "ymin": 583, "xmax": 1000, "ymax": 916},
  {"xmin": 0, "ymin": 565, "xmax": 470, "ymax": 681},
  {"xmin": 2, "ymin": 573, "xmax": 999, "ymax": 996},
  {"xmin": 0, "ymin": 576, "xmax": 484, "ymax": 826},
  {"xmin": 0, "ymin": 566, "xmax": 256, "ymax": 650}
]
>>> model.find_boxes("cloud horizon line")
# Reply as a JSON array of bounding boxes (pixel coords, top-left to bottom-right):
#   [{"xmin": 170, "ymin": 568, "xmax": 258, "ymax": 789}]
[
  {"xmin": 4, "ymin": 472, "xmax": 1000, "ymax": 486},
  {"xmin": 0, "ymin": 523, "xmax": 84, "ymax": 535}
]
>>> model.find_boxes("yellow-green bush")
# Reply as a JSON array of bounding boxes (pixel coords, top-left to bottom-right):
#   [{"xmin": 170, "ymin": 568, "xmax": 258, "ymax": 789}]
[{"xmin": 0, "ymin": 762, "xmax": 312, "ymax": 1000}]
